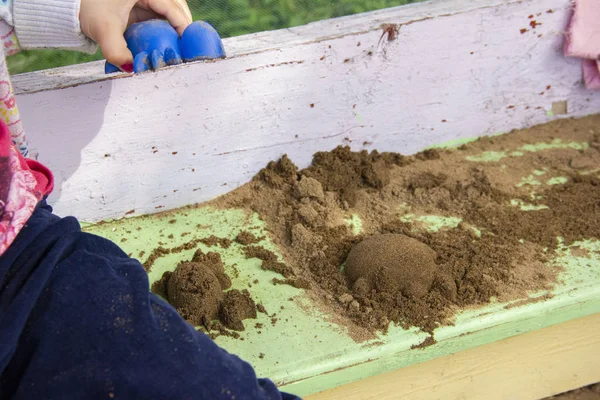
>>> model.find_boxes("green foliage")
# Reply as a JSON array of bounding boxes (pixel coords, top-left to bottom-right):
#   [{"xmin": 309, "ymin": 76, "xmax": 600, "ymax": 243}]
[
  {"xmin": 7, "ymin": 49, "xmax": 104, "ymax": 75},
  {"xmin": 193, "ymin": 0, "xmax": 424, "ymax": 38},
  {"xmin": 7, "ymin": 0, "xmax": 424, "ymax": 75}
]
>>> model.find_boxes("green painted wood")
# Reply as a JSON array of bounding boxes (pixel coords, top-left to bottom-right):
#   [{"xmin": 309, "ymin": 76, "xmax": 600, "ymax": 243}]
[{"xmin": 83, "ymin": 138, "xmax": 600, "ymax": 397}]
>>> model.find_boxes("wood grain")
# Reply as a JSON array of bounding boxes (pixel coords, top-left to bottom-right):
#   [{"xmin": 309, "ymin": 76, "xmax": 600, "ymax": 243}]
[
  {"xmin": 14, "ymin": 0, "xmax": 600, "ymax": 222},
  {"xmin": 11, "ymin": 0, "xmax": 530, "ymax": 95},
  {"xmin": 306, "ymin": 313, "xmax": 600, "ymax": 400}
]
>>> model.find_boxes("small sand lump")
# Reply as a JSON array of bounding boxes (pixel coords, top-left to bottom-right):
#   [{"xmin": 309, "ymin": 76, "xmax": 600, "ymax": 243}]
[
  {"xmin": 295, "ymin": 176, "xmax": 324, "ymax": 199},
  {"xmin": 220, "ymin": 289, "xmax": 258, "ymax": 331},
  {"xmin": 152, "ymin": 249, "xmax": 259, "ymax": 334},
  {"xmin": 344, "ymin": 233, "xmax": 437, "ymax": 298},
  {"xmin": 191, "ymin": 249, "xmax": 232, "ymax": 290},
  {"xmin": 167, "ymin": 262, "xmax": 224, "ymax": 326}
]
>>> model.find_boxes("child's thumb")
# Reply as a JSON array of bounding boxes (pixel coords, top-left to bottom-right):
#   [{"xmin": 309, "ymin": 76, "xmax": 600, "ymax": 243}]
[{"xmin": 96, "ymin": 20, "xmax": 134, "ymax": 69}]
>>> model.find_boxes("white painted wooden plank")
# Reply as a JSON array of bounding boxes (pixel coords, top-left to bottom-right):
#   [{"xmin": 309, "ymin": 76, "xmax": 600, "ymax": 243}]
[
  {"xmin": 15, "ymin": 0, "xmax": 600, "ymax": 222},
  {"xmin": 13, "ymin": 0, "xmax": 526, "ymax": 95}
]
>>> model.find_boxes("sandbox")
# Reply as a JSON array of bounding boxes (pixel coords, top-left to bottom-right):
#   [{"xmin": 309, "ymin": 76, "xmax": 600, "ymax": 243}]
[
  {"xmin": 80, "ymin": 115, "xmax": 600, "ymax": 398},
  {"xmin": 14, "ymin": 0, "xmax": 600, "ymax": 398}
]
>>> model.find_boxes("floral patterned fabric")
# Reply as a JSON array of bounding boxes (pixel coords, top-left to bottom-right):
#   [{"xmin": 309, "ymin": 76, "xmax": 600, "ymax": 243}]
[
  {"xmin": 0, "ymin": 119, "xmax": 53, "ymax": 256},
  {"xmin": 0, "ymin": 2, "xmax": 52, "ymax": 257},
  {"xmin": 0, "ymin": 0, "xmax": 90, "ymax": 258},
  {"xmin": 0, "ymin": 25, "xmax": 27, "ymax": 157}
]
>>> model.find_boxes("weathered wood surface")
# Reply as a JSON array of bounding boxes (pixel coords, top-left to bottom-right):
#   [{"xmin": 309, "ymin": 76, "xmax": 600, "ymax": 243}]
[
  {"xmin": 13, "ymin": 0, "xmax": 600, "ymax": 221},
  {"xmin": 306, "ymin": 313, "xmax": 600, "ymax": 400}
]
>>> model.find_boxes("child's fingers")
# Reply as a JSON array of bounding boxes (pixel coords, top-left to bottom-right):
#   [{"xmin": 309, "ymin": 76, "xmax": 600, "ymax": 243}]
[
  {"xmin": 128, "ymin": 6, "xmax": 162, "ymax": 26},
  {"xmin": 95, "ymin": 18, "xmax": 135, "ymax": 69},
  {"xmin": 176, "ymin": 0, "xmax": 193, "ymax": 22},
  {"xmin": 139, "ymin": 0, "xmax": 192, "ymax": 36}
]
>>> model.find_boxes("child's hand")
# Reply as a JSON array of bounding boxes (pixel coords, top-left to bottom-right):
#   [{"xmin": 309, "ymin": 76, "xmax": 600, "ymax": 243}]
[{"xmin": 80, "ymin": 0, "xmax": 193, "ymax": 72}]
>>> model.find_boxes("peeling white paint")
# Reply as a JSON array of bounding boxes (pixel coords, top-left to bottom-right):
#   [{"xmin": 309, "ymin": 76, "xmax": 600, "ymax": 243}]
[{"xmin": 12, "ymin": 0, "xmax": 600, "ymax": 222}]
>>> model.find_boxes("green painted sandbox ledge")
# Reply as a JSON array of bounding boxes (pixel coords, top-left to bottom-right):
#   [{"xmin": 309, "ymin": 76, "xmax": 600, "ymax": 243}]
[{"xmin": 82, "ymin": 137, "xmax": 600, "ymax": 397}]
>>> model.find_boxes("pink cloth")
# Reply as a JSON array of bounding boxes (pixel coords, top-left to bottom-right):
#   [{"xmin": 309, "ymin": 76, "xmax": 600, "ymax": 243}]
[
  {"xmin": 582, "ymin": 59, "xmax": 600, "ymax": 89},
  {"xmin": 564, "ymin": 0, "xmax": 600, "ymax": 90}
]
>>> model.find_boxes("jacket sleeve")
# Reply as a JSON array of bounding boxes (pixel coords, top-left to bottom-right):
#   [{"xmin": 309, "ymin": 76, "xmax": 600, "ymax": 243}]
[{"xmin": 0, "ymin": 0, "xmax": 96, "ymax": 54}]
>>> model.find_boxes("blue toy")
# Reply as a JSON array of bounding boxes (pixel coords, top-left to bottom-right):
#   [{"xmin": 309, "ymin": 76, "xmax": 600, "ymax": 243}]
[{"xmin": 105, "ymin": 20, "xmax": 226, "ymax": 74}]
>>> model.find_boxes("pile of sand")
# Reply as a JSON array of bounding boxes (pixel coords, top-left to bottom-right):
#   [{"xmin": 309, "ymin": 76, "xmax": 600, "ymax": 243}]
[
  {"xmin": 153, "ymin": 249, "xmax": 257, "ymax": 334},
  {"xmin": 208, "ymin": 115, "xmax": 600, "ymax": 335}
]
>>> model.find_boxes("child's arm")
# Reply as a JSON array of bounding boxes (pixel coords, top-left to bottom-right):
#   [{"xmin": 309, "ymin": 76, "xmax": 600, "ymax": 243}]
[
  {"xmin": 1, "ymin": 0, "xmax": 192, "ymax": 68},
  {"xmin": 0, "ymin": 0, "xmax": 192, "ymax": 157},
  {"xmin": 0, "ymin": 0, "xmax": 97, "ymax": 56},
  {"xmin": 80, "ymin": 0, "xmax": 193, "ymax": 71}
]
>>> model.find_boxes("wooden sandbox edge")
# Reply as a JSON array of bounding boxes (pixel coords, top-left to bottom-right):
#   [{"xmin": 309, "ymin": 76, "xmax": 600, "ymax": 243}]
[
  {"xmin": 274, "ymin": 286, "xmax": 600, "ymax": 399},
  {"xmin": 17, "ymin": 0, "xmax": 600, "ymax": 223},
  {"xmin": 303, "ymin": 312, "xmax": 600, "ymax": 400}
]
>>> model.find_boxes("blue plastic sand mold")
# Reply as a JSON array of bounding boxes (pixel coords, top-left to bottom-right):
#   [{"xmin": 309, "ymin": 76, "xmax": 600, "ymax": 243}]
[{"xmin": 105, "ymin": 20, "xmax": 226, "ymax": 74}]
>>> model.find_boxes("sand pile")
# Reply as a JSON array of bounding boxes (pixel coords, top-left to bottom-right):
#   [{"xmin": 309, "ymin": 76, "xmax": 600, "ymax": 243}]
[
  {"xmin": 209, "ymin": 115, "xmax": 600, "ymax": 335},
  {"xmin": 153, "ymin": 248, "xmax": 257, "ymax": 335},
  {"xmin": 344, "ymin": 233, "xmax": 438, "ymax": 299}
]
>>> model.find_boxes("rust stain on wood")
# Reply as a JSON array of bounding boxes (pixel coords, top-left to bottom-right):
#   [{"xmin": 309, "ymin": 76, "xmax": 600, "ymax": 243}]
[{"xmin": 378, "ymin": 23, "xmax": 399, "ymax": 46}]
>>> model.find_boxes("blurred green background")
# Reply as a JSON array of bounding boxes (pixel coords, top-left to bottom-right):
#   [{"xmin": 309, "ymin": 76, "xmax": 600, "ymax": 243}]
[{"xmin": 7, "ymin": 0, "xmax": 424, "ymax": 75}]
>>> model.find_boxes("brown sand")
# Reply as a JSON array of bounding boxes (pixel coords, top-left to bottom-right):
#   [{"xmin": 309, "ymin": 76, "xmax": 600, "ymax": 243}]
[
  {"xmin": 242, "ymin": 246, "xmax": 295, "ymax": 278},
  {"xmin": 220, "ymin": 289, "xmax": 257, "ymax": 331},
  {"xmin": 235, "ymin": 231, "xmax": 263, "ymax": 245},
  {"xmin": 208, "ymin": 115, "xmax": 600, "ymax": 336},
  {"xmin": 166, "ymin": 261, "xmax": 224, "ymax": 326},
  {"xmin": 142, "ymin": 235, "xmax": 232, "ymax": 273},
  {"xmin": 547, "ymin": 383, "xmax": 600, "ymax": 400},
  {"xmin": 152, "ymin": 249, "xmax": 258, "ymax": 333},
  {"xmin": 344, "ymin": 234, "xmax": 438, "ymax": 299},
  {"xmin": 190, "ymin": 250, "xmax": 232, "ymax": 292}
]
